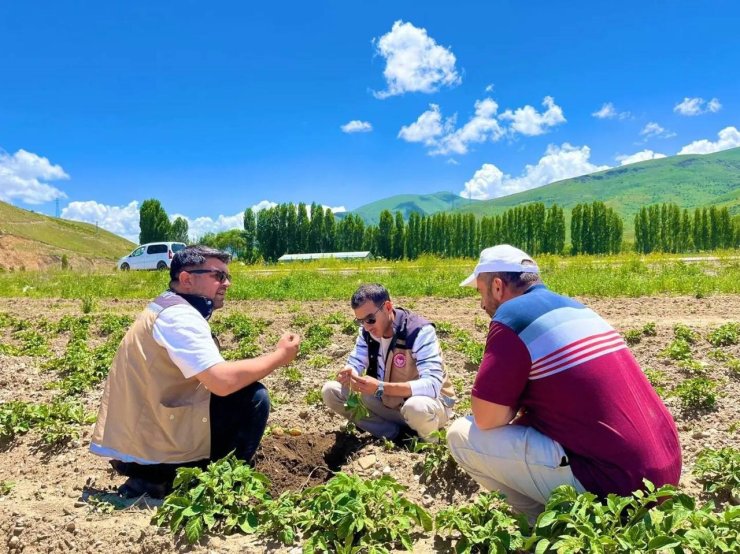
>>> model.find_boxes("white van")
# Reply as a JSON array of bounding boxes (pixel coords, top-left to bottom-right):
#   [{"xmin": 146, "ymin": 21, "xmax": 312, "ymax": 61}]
[{"xmin": 117, "ymin": 242, "xmax": 187, "ymax": 271}]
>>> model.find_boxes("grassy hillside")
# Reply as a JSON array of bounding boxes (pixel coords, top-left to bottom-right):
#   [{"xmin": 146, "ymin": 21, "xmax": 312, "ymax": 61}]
[
  {"xmin": 347, "ymin": 191, "xmax": 481, "ymax": 224},
  {"xmin": 0, "ymin": 201, "xmax": 135, "ymax": 270},
  {"xmin": 450, "ymin": 148, "xmax": 740, "ymax": 232}
]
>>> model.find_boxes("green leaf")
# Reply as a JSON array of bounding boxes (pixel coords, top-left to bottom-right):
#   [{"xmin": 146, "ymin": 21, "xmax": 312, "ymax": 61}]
[{"xmin": 185, "ymin": 516, "xmax": 204, "ymax": 544}]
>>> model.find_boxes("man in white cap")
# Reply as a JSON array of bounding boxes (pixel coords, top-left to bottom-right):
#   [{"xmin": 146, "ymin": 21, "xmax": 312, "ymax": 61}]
[{"xmin": 447, "ymin": 244, "xmax": 681, "ymax": 521}]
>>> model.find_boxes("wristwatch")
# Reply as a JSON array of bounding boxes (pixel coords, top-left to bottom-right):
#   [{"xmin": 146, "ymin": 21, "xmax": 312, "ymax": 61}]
[{"xmin": 374, "ymin": 381, "xmax": 384, "ymax": 399}]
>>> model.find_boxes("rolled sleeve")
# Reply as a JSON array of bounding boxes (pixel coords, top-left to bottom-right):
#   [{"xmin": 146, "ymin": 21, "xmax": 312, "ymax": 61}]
[
  {"xmin": 152, "ymin": 305, "xmax": 224, "ymax": 379},
  {"xmin": 409, "ymin": 325, "xmax": 444, "ymax": 398}
]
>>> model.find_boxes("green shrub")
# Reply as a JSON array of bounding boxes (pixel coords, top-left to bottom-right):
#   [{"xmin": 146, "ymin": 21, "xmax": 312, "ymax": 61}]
[
  {"xmin": 694, "ymin": 447, "xmax": 740, "ymax": 501},
  {"xmin": 672, "ymin": 378, "xmax": 719, "ymax": 411},
  {"xmin": 0, "ymin": 397, "xmax": 95, "ymax": 443},
  {"xmin": 411, "ymin": 430, "xmax": 456, "ymax": 477},
  {"xmin": 673, "ymin": 323, "xmax": 699, "ymax": 344},
  {"xmin": 436, "ymin": 492, "xmax": 527, "ymax": 554},
  {"xmin": 154, "ymin": 454, "xmax": 271, "ymax": 544},
  {"xmin": 300, "ymin": 323, "xmax": 333, "ymax": 355},
  {"xmin": 677, "ymin": 359, "xmax": 709, "ymax": 376},
  {"xmin": 622, "ymin": 329, "xmax": 642, "ymax": 345},
  {"xmin": 527, "ymin": 482, "xmax": 739, "ymax": 553},
  {"xmin": 660, "ymin": 338, "xmax": 693, "ymax": 361},
  {"xmin": 304, "ymin": 388, "xmax": 323, "ymax": 406},
  {"xmin": 263, "ymin": 473, "xmax": 433, "ymax": 553},
  {"xmin": 643, "ymin": 368, "xmax": 668, "ymax": 397},
  {"xmin": 307, "ymin": 354, "xmax": 331, "ymax": 368},
  {"xmin": 707, "ymin": 322, "xmax": 740, "ymax": 347},
  {"xmin": 641, "ymin": 322, "xmax": 657, "ymax": 336}
]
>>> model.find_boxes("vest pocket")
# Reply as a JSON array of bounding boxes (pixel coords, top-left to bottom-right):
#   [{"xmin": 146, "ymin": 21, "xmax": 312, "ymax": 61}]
[{"xmin": 138, "ymin": 399, "xmax": 211, "ymax": 462}]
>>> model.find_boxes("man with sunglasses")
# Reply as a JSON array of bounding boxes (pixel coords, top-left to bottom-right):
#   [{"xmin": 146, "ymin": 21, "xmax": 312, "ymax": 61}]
[
  {"xmin": 322, "ymin": 284, "xmax": 456, "ymax": 441},
  {"xmin": 90, "ymin": 245, "xmax": 300, "ymax": 498}
]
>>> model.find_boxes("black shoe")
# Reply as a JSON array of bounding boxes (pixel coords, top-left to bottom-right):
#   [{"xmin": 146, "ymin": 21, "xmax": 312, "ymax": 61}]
[{"xmin": 117, "ymin": 477, "xmax": 170, "ymax": 499}]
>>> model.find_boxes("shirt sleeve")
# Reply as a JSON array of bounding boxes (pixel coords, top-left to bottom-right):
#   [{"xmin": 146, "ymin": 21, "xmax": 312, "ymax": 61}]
[
  {"xmin": 409, "ymin": 324, "xmax": 444, "ymax": 398},
  {"xmin": 346, "ymin": 327, "xmax": 369, "ymax": 374},
  {"xmin": 472, "ymin": 321, "xmax": 531, "ymax": 407},
  {"xmin": 152, "ymin": 304, "xmax": 225, "ymax": 379}
]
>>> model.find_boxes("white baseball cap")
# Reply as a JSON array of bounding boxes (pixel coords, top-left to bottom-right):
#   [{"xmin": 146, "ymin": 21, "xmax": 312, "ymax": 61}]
[{"xmin": 460, "ymin": 244, "xmax": 539, "ymax": 287}]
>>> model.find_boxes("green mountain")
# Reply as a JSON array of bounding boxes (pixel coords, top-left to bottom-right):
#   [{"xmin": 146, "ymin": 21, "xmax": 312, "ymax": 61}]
[
  {"xmin": 347, "ymin": 191, "xmax": 481, "ymax": 225},
  {"xmin": 450, "ymin": 148, "xmax": 740, "ymax": 231},
  {"xmin": 0, "ymin": 201, "xmax": 135, "ymax": 270}
]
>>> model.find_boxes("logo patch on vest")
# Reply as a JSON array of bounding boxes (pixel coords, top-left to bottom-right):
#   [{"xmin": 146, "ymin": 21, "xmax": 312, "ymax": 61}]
[{"xmin": 393, "ymin": 353, "xmax": 406, "ymax": 368}]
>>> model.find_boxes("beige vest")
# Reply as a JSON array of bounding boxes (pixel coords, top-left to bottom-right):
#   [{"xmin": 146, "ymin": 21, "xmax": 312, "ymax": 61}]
[
  {"xmin": 381, "ymin": 337, "xmax": 457, "ymax": 410},
  {"xmin": 90, "ymin": 293, "xmax": 212, "ymax": 464}
]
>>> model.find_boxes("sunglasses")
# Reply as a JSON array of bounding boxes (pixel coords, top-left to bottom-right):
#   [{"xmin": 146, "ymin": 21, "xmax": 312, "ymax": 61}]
[
  {"xmin": 354, "ymin": 304, "xmax": 384, "ymax": 326},
  {"xmin": 185, "ymin": 268, "xmax": 232, "ymax": 283}
]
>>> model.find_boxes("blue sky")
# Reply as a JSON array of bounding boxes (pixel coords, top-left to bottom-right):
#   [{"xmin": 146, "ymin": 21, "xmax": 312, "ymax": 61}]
[{"xmin": 1, "ymin": 1, "xmax": 738, "ymax": 241}]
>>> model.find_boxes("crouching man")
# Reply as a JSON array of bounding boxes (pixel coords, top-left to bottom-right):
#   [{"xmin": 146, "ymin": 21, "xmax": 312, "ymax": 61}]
[
  {"xmin": 447, "ymin": 244, "xmax": 681, "ymax": 521},
  {"xmin": 90, "ymin": 245, "xmax": 300, "ymax": 498},
  {"xmin": 322, "ymin": 283, "xmax": 456, "ymax": 441}
]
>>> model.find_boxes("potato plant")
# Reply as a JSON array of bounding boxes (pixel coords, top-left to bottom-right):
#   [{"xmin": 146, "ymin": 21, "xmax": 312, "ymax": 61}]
[
  {"xmin": 693, "ymin": 447, "xmax": 740, "ymax": 502},
  {"xmin": 435, "ymin": 491, "xmax": 527, "ymax": 554},
  {"xmin": 672, "ymin": 378, "xmax": 720, "ymax": 411}
]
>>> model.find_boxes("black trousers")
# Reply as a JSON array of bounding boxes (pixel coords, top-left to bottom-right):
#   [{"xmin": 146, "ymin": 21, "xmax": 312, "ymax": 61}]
[{"xmin": 111, "ymin": 382, "xmax": 270, "ymax": 484}]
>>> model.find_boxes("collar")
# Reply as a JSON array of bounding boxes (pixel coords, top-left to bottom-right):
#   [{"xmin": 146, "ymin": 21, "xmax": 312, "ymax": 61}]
[{"xmin": 167, "ymin": 289, "xmax": 214, "ymax": 320}]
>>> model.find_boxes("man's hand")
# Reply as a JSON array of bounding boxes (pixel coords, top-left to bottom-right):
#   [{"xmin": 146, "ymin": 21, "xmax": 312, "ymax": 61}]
[
  {"xmin": 336, "ymin": 367, "xmax": 358, "ymax": 385},
  {"xmin": 276, "ymin": 332, "xmax": 300, "ymax": 364},
  {"xmin": 350, "ymin": 373, "xmax": 380, "ymax": 395}
]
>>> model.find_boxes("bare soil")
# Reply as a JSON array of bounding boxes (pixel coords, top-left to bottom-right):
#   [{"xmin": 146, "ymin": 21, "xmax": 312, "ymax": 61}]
[{"xmin": 1, "ymin": 295, "xmax": 739, "ymax": 553}]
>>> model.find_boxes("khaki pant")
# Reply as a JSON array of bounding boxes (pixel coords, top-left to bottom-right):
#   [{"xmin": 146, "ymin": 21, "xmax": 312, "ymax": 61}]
[
  {"xmin": 447, "ymin": 416, "xmax": 586, "ymax": 521},
  {"xmin": 321, "ymin": 380, "xmax": 449, "ymax": 439}
]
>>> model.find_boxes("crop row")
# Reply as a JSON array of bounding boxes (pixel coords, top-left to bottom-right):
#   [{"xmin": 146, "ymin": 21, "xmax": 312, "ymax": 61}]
[{"xmin": 147, "ymin": 452, "xmax": 740, "ymax": 553}]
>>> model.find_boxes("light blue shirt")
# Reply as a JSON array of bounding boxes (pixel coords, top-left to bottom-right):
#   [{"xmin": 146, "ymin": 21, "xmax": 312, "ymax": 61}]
[{"xmin": 345, "ymin": 324, "xmax": 445, "ymax": 398}]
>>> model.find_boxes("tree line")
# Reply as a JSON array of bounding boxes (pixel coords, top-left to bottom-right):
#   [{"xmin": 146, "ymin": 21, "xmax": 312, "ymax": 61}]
[
  {"xmin": 634, "ymin": 204, "xmax": 737, "ymax": 254},
  {"xmin": 138, "ymin": 198, "xmax": 740, "ymax": 262}
]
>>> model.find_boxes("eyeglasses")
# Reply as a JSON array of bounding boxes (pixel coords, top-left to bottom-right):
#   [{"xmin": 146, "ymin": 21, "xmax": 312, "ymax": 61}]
[
  {"xmin": 354, "ymin": 304, "xmax": 384, "ymax": 326},
  {"xmin": 184, "ymin": 268, "xmax": 232, "ymax": 283}
]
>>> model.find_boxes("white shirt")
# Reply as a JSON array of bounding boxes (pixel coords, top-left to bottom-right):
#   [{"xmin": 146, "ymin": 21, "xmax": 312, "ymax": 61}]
[{"xmin": 152, "ymin": 304, "xmax": 224, "ymax": 379}]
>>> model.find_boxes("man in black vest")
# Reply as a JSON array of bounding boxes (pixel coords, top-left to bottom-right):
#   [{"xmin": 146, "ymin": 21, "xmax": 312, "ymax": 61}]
[{"xmin": 322, "ymin": 283, "xmax": 456, "ymax": 440}]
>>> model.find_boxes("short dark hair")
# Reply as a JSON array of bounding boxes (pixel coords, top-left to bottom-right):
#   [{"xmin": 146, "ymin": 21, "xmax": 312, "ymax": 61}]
[
  {"xmin": 170, "ymin": 245, "xmax": 231, "ymax": 282},
  {"xmin": 482, "ymin": 271, "xmax": 540, "ymax": 290},
  {"xmin": 351, "ymin": 283, "xmax": 390, "ymax": 309}
]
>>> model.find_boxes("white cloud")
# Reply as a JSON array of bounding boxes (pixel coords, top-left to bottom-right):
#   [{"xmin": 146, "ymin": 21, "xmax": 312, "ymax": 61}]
[
  {"xmin": 461, "ymin": 164, "xmax": 505, "ymax": 200},
  {"xmin": 0, "ymin": 148, "xmax": 69, "ymax": 205},
  {"xmin": 592, "ymin": 102, "xmax": 630, "ymax": 120},
  {"xmin": 61, "ymin": 200, "xmax": 140, "ymax": 243},
  {"xmin": 460, "ymin": 143, "xmax": 609, "ymax": 200},
  {"xmin": 433, "ymin": 98, "xmax": 504, "ymax": 155},
  {"xmin": 485, "ymin": 83, "xmax": 494, "ymax": 93},
  {"xmin": 373, "ymin": 20, "xmax": 461, "ymax": 99},
  {"xmin": 674, "ymin": 97, "xmax": 722, "ymax": 116},
  {"xmin": 400, "ymin": 96, "xmax": 565, "ymax": 156},
  {"xmin": 678, "ymin": 126, "xmax": 740, "ymax": 155},
  {"xmin": 398, "ymin": 104, "xmax": 447, "ymax": 145},
  {"xmin": 323, "ymin": 205, "xmax": 346, "ymax": 214},
  {"xmin": 340, "ymin": 120, "xmax": 373, "ymax": 133},
  {"xmin": 640, "ymin": 122, "xmax": 676, "ymax": 140},
  {"xmin": 499, "ymin": 96, "xmax": 566, "ymax": 136},
  {"xmin": 616, "ymin": 150, "xmax": 667, "ymax": 166},
  {"xmin": 61, "ymin": 199, "xmax": 279, "ymax": 243},
  {"xmin": 250, "ymin": 200, "xmax": 278, "ymax": 212}
]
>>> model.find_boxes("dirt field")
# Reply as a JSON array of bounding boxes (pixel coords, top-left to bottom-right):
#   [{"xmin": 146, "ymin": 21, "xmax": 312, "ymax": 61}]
[{"xmin": 1, "ymin": 295, "xmax": 739, "ymax": 553}]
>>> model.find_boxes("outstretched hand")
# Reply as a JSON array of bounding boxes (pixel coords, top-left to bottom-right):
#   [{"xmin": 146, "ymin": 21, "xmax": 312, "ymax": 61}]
[{"xmin": 276, "ymin": 332, "xmax": 300, "ymax": 364}]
